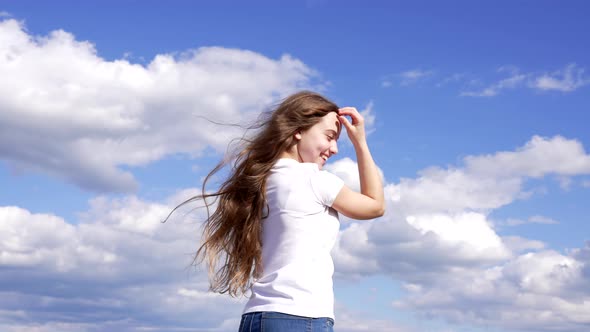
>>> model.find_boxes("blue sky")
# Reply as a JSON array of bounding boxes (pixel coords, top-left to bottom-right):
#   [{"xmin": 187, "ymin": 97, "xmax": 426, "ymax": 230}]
[{"xmin": 1, "ymin": 1, "xmax": 589, "ymax": 331}]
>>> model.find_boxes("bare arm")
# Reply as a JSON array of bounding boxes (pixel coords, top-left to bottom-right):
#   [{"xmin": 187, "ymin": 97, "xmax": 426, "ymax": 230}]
[{"xmin": 331, "ymin": 107, "xmax": 385, "ymax": 220}]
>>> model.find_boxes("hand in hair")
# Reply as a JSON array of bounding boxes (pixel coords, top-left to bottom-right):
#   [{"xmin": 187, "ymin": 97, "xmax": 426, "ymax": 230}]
[
  {"xmin": 338, "ymin": 107, "xmax": 366, "ymax": 147},
  {"xmin": 332, "ymin": 106, "xmax": 385, "ymax": 220}
]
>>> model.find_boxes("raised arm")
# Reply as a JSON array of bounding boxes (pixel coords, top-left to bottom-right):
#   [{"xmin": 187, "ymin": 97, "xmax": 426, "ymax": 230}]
[{"xmin": 331, "ymin": 107, "xmax": 385, "ymax": 220}]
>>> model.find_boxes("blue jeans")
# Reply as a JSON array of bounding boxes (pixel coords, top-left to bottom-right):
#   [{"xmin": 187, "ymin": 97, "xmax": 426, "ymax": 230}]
[{"xmin": 239, "ymin": 311, "xmax": 335, "ymax": 332}]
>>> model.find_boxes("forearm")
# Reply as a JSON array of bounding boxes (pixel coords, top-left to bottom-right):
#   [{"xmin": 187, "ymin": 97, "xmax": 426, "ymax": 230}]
[{"xmin": 354, "ymin": 140, "xmax": 384, "ymax": 209}]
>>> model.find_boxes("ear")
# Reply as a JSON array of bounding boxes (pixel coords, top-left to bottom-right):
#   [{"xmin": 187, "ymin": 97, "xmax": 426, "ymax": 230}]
[{"xmin": 294, "ymin": 131, "xmax": 302, "ymax": 140}]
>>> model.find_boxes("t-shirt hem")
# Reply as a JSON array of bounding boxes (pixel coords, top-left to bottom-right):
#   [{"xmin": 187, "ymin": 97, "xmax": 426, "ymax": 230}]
[{"xmin": 242, "ymin": 304, "xmax": 335, "ymax": 320}]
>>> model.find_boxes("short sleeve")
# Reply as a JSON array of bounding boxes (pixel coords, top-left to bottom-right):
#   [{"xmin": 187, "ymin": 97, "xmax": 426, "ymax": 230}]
[{"xmin": 310, "ymin": 170, "xmax": 345, "ymax": 207}]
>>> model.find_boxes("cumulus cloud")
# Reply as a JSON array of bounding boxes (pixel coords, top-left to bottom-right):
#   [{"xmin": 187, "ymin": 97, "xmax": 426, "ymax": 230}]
[
  {"xmin": 324, "ymin": 157, "xmax": 384, "ymax": 194},
  {"xmin": 501, "ymin": 235, "xmax": 545, "ymax": 253},
  {"xmin": 3, "ymin": 135, "xmax": 590, "ymax": 331},
  {"xmin": 407, "ymin": 213, "xmax": 507, "ymax": 254},
  {"xmin": 0, "ymin": 195, "xmax": 248, "ymax": 331},
  {"xmin": 394, "ymin": 247, "xmax": 590, "ymax": 331},
  {"xmin": 0, "ymin": 19, "xmax": 319, "ymax": 193},
  {"xmin": 464, "ymin": 135, "xmax": 590, "ymax": 178},
  {"xmin": 327, "ymin": 135, "xmax": 590, "ymax": 331},
  {"xmin": 385, "ymin": 135, "xmax": 586, "ymax": 216},
  {"xmin": 0, "ymin": 194, "xmax": 419, "ymax": 332},
  {"xmin": 333, "ymin": 301, "xmax": 415, "ymax": 332},
  {"xmin": 331, "ymin": 210, "xmax": 510, "ymax": 282},
  {"xmin": 329, "ymin": 134, "xmax": 590, "ymax": 270},
  {"xmin": 376, "ymin": 135, "xmax": 590, "ymax": 217}
]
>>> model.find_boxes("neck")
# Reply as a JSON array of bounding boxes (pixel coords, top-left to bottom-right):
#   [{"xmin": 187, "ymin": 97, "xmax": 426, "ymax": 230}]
[{"xmin": 280, "ymin": 147, "xmax": 302, "ymax": 162}]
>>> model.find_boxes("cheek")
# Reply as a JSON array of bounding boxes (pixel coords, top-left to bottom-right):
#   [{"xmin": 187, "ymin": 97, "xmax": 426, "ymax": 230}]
[
  {"xmin": 302, "ymin": 133, "xmax": 330, "ymax": 154},
  {"xmin": 318, "ymin": 141, "xmax": 331, "ymax": 152}
]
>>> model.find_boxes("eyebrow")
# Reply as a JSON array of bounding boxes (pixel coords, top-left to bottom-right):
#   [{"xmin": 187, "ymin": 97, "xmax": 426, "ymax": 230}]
[{"xmin": 325, "ymin": 129, "xmax": 340, "ymax": 139}]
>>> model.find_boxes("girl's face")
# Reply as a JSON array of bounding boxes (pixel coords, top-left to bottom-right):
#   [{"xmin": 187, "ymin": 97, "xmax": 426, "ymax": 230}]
[{"xmin": 295, "ymin": 112, "xmax": 341, "ymax": 169}]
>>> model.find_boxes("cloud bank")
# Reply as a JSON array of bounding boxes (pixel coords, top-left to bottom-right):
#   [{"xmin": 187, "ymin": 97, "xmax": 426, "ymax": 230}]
[
  {"xmin": 328, "ymin": 135, "xmax": 590, "ymax": 331},
  {"xmin": 3, "ymin": 132, "xmax": 590, "ymax": 331},
  {"xmin": 0, "ymin": 18, "xmax": 318, "ymax": 193}
]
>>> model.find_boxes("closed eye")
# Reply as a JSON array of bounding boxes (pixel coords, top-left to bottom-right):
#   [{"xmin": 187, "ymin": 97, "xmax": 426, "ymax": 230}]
[{"xmin": 325, "ymin": 129, "xmax": 339, "ymax": 141}]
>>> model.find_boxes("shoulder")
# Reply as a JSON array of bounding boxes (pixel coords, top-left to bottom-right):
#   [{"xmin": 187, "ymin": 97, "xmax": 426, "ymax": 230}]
[{"xmin": 310, "ymin": 169, "xmax": 344, "ymax": 207}]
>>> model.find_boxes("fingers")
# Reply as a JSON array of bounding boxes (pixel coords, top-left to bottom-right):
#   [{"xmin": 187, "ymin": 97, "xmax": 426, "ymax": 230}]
[
  {"xmin": 338, "ymin": 107, "xmax": 364, "ymax": 125},
  {"xmin": 338, "ymin": 107, "xmax": 367, "ymax": 145},
  {"xmin": 338, "ymin": 107, "xmax": 358, "ymax": 117},
  {"xmin": 338, "ymin": 115, "xmax": 353, "ymax": 131}
]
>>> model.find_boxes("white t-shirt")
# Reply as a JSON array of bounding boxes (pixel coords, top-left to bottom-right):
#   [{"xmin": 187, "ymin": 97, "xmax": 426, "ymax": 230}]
[{"xmin": 242, "ymin": 158, "xmax": 344, "ymax": 319}]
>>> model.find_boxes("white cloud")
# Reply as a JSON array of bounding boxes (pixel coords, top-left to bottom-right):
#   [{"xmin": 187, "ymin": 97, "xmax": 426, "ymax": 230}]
[
  {"xmin": 390, "ymin": 166, "xmax": 522, "ymax": 214},
  {"xmin": 332, "ymin": 210, "xmax": 510, "ymax": 282},
  {"xmin": 380, "ymin": 135, "xmax": 590, "ymax": 218},
  {"xmin": 461, "ymin": 64, "xmax": 589, "ymax": 97},
  {"xmin": 325, "ymin": 158, "xmax": 362, "ymax": 192},
  {"xmin": 0, "ymin": 321, "xmax": 94, "ymax": 332},
  {"xmin": 435, "ymin": 73, "xmax": 466, "ymax": 87},
  {"xmin": 460, "ymin": 73, "xmax": 526, "ymax": 97},
  {"xmin": 557, "ymin": 175, "xmax": 574, "ymax": 190},
  {"xmin": 330, "ymin": 135, "xmax": 590, "ymax": 331},
  {"xmin": 464, "ymin": 135, "xmax": 590, "ymax": 179},
  {"xmin": 399, "ymin": 69, "xmax": 434, "ymax": 86},
  {"xmin": 0, "ymin": 19, "xmax": 319, "ymax": 193},
  {"xmin": 0, "ymin": 195, "xmax": 418, "ymax": 332},
  {"xmin": 531, "ymin": 63, "xmax": 589, "ymax": 92},
  {"xmin": 0, "ymin": 200, "xmax": 197, "ymax": 279},
  {"xmin": 499, "ymin": 215, "xmax": 560, "ymax": 227},
  {"xmin": 0, "ymin": 195, "xmax": 247, "ymax": 331},
  {"xmin": 333, "ymin": 301, "xmax": 414, "ymax": 332},
  {"xmin": 3, "ymin": 133, "xmax": 590, "ymax": 331},
  {"xmin": 501, "ymin": 235, "xmax": 545, "ymax": 253},
  {"xmin": 359, "ymin": 101, "xmax": 376, "ymax": 135},
  {"xmin": 331, "ymin": 135, "xmax": 590, "ymax": 277},
  {"xmin": 382, "ymin": 69, "xmax": 434, "ymax": 88},
  {"xmin": 334, "ymin": 134, "xmax": 590, "ymax": 257},
  {"xmin": 324, "ymin": 157, "xmax": 385, "ymax": 194},
  {"xmin": 407, "ymin": 213, "xmax": 507, "ymax": 254},
  {"xmin": 394, "ymin": 247, "xmax": 590, "ymax": 331},
  {"xmin": 529, "ymin": 215, "xmax": 560, "ymax": 225}
]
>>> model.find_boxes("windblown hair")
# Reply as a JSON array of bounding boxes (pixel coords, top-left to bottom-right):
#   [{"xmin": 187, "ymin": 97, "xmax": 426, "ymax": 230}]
[{"xmin": 164, "ymin": 91, "xmax": 339, "ymax": 297}]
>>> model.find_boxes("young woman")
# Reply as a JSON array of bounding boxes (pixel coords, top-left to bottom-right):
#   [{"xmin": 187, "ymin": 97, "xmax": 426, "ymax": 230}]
[{"xmin": 167, "ymin": 91, "xmax": 384, "ymax": 332}]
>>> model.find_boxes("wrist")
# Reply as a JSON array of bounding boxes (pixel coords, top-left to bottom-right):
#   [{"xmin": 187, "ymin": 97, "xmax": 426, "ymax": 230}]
[{"xmin": 353, "ymin": 139, "xmax": 369, "ymax": 151}]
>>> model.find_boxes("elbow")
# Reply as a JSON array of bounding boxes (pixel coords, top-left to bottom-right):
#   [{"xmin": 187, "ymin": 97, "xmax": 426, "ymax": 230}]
[
  {"xmin": 372, "ymin": 202, "xmax": 385, "ymax": 218},
  {"xmin": 376, "ymin": 206, "xmax": 385, "ymax": 218}
]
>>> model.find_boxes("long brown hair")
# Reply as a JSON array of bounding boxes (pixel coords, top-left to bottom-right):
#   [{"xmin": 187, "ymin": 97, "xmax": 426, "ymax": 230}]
[{"xmin": 164, "ymin": 91, "xmax": 339, "ymax": 297}]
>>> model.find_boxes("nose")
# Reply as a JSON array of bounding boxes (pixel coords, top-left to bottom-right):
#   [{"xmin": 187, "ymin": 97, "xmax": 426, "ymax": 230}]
[{"xmin": 329, "ymin": 140, "xmax": 338, "ymax": 156}]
